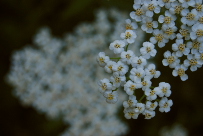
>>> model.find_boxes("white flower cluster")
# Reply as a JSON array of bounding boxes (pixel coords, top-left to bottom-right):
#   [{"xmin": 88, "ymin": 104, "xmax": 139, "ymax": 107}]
[
  {"xmin": 7, "ymin": 9, "xmax": 130, "ymax": 136},
  {"xmin": 119, "ymin": 0, "xmax": 203, "ymax": 82},
  {"xmin": 97, "ymin": 0, "xmax": 203, "ymax": 119},
  {"xmin": 97, "ymin": 1, "xmax": 178, "ymax": 119},
  {"xmin": 147, "ymin": 0, "xmax": 203, "ymax": 81}
]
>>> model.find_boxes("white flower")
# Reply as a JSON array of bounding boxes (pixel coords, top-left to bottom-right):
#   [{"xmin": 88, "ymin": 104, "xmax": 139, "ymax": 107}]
[
  {"xmin": 124, "ymin": 80, "xmax": 142, "ymax": 95},
  {"xmin": 146, "ymin": 101, "xmax": 158, "ymax": 111},
  {"xmin": 194, "ymin": 0, "xmax": 203, "ymax": 13},
  {"xmin": 169, "ymin": 1, "xmax": 184, "ymax": 14},
  {"xmin": 190, "ymin": 23, "xmax": 203, "ymax": 42},
  {"xmin": 125, "ymin": 19, "xmax": 138, "ymax": 30},
  {"xmin": 186, "ymin": 40, "xmax": 203, "ymax": 54},
  {"xmin": 124, "ymin": 107, "xmax": 139, "ymax": 119},
  {"xmin": 181, "ymin": 9, "xmax": 198, "ymax": 26},
  {"xmin": 134, "ymin": 103, "xmax": 145, "ymax": 113},
  {"xmin": 177, "ymin": 24, "xmax": 191, "ymax": 40},
  {"xmin": 162, "ymin": 23, "xmax": 177, "ymax": 40},
  {"xmin": 159, "ymin": 97, "xmax": 173, "ymax": 112},
  {"xmin": 162, "ymin": 51, "xmax": 180, "ymax": 68},
  {"xmin": 104, "ymin": 61, "xmax": 117, "ymax": 73},
  {"xmin": 98, "ymin": 78, "xmax": 113, "ymax": 94},
  {"xmin": 121, "ymin": 50, "xmax": 135, "ymax": 65},
  {"xmin": 142, "ymin": 110, "xmax": 155, "ymax": 119},
  {"xmin": 145, "ymin": 88, "xmax": 158, "ymax": 101},
  {"xmin": 120, "ymin": 30, "xmax": 137, "ymax": 44},
  {"xmin": 172, "ymin": 64, "xmax": 188, "ymax": 81},
  {"xmin": 141, "ymin": 76, "xmax": 152, "ymax": 90},
  {"xmin": 140, "ymin": 42, "xmax": 157, "ymax": 59},
  {"xmin": 123, "ymin": 95, "xmax": 137, "ymax": 108},
  {"xmin": 145, "ymin": 64, "xmax": 161, "ymax": 78},
  {"xmin": 158, "ymin": 10, "xmax": 177, "ymax": 26},
  {"xmin": 155, "ymin": 82, "xmax": 171, "ymax": 97},
  {"xmin": 110, "ymin": 72, "xmax": 126, "ymax": 88},
  {"xmin": 194, "ymin": 53, "xmax": 203, "ymax": 68},
  {"xmin": 141, "ymin": 17, "xmax": 158, "ymax": 33},
  {"xmin": 150, "ymin": 29, "xmax": 169, "ymax": 48},
  {"xmin": 131, "ymin": 56, "xmax": 147, "ymax": 68},
  {"xmin": 103, "ymin": 91, "xmax": 118, "ymax": 104},
  {"xmin": 184, "ymin": 54, "xmax": 202, "ymax": 71},
  {"xmin": 130, "ymin": 67, "xmax": 146, "ymax": 80},
  {"xmin": 109, "ymin": 40, "xmax": 125, "ymax": 54},
  {"xmin": 143, "ymin": 0, "xmax": 161, "ymax": 17},
  {"xmin": 172, "ymin": 39, "xmax": 190, "ymax": 57},
  {"xmin": 130, "ymin": 4, "xmax": 145, "ymax": 22},
  {"xmin": 96, "ymin": 52, "xmax": 110, "ymax": 67},
  {"xmin": 112, "ymin": 61, "xmax": 129, "ymax": 76}
]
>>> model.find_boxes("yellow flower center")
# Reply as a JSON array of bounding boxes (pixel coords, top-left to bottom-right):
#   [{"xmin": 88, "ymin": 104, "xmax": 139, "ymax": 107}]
[
  {"xmin": 136, "ymin": 72, "xmax": 141, "ymax": 77},
  {"xmin": 178, "ymin": 68, "xmax": 185, "ymax": 76},
  {"xmin": 163, "ymin": 102, "xmax": 168, "ymax": 108},
  {"xmin": 130, "ymin": 85, "xmax": 136, "ymax": 90},
  {"xmin": 102, "ymin": 83, "xmax": 107, "ymax": 90},
  {"xmin": 142, "ymin": 81, "xmax": 148, "ymax": 86},
  {"xmin": 175, "ymin": 5, "xmax": 183, "ymax": 14},
  {"xmin": 126, "ymin": 54, "xmax": 131, "ymax": 59},
  {"xmin": 196, "ymin": 29, "xmax": 203, "ymax": 37},
  {"xmin": 180, "ymin": 29, "xmax": 189, "ymax": 37},
  {"xmin": 150, "ymin": 90, "xmax": 155, "ymax": 96},
  {"xmin": 198, "ymin": 17, "xmax": 203, "ymax": 24},
  {"xmin": 135, "ymin": 9, "xmax": 144, "ymax": 16},
  {"xmin": 189, "ymin": 59, "xmax": 197, "ymax": 66},
  {"xmin": 115, "ymin": 77, "xmax": 121, "ymax": 83},
  {"xmin": 125, "ymin": 32, "xmax": 132, "ymax": 39},
  {"xmin": 137, "ymin": 59, "xmax": 142, "ymax": 64},
  {"xmin": 196, "ymin": 3, "xmax": 203, "ymax": 12},
  {"xmin": 146, "ymin": 22, "xmax": 153, "ymax": 28},
  {"xmin": 164, "ymin": 16, "xmax": 172, "ymax": 24},
  {"xmin": 114, "ymin": 44, "xmax": 120, "ymax": 48},
  {"xmin": 128, "ymin": 100, "xmax": 133, "ymax": 106},
  {"xmin": 148, "ymin": 4, "xmax": 155, "ymax": 11},
  {"xmin": 178, "ymin": 44, "xmax": 186, "ymax": 52},
  {"xmin": 162, "ymin": 87, "xmax": 168, "ymax": 93},
  {"xmin": 118, "ymin": 66, "xmax": 123, "ymax": 71},
  {"xmin": 107, "ymin": 94, "xmax": 114, "ymax": 100},
  {"xmin": 126, "ymin": 24, "xmax": 133, "ymax": 30},
  {"xmin": 186, "ymin": 13, "xmax": 195, "ymax": 20},
  {"xmin": 149, "ymin": 69, "xmax": 156, "ymax": 75},
  {"xmin": 167, "ymin": 56, "xmax": 175, "ymax": 64},
  {"xmin": 99, "ymin": 57, "xmax": 104, "ymax": 63},
  {"xmin": 193, "ymin": 41, "xmax": 200, "ymax": 49},
  {"xmin": 155, "ymin": 34, "xmax": 164, "ymax": 42}
]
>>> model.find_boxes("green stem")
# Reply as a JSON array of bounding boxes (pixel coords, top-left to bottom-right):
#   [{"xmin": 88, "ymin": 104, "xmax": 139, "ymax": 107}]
[
  {"xmin": 110, "ymin": 57, "xmax": 121, "ymax": 60},
  {"xmin": 125, "ymin": 44, "xmax": 129, "ymax": 51},
  {"xmin": 138, "ymin": 95, "xmax": 146, "ymax": 103},
  {"xmin": 150, "ymin": 86, "xmax": 155, "ymax": 89},
  {"xmin": 126, "ymin": 77, "xmax": 130, "ymax": 81}
]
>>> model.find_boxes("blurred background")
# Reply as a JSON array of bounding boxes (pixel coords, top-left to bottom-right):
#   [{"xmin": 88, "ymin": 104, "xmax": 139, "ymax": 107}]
[{"xmin": 1, "ymin": 0, "xmax": 203, "ymax": 136}]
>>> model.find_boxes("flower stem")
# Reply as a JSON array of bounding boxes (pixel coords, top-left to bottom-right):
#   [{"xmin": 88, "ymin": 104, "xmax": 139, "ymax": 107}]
[
  {"xmin": 110, "ymin": 57, "xmax": 121, "ymax": 60},
  {"xmin": 138, "ymin": 94, "xmax": 146, "ymax": 103},
  {"xmin": 125, "ymin": 44, "xmax": 129, "ymax": 51}
]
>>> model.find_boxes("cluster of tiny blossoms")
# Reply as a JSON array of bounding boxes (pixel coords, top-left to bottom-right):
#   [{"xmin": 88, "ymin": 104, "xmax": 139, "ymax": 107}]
[
  {"xmin": 97, "ymin": 3, "xmax": 175, "ymax": 120},
  {"xmin": 97, "ymin": 0, "xmax": 203, "ymax": 119},
  {"xmin": 132, "ymin": 0, "xmax": 203, "ymax": 81},
  {"xmin": 7, "ymin": 9, "xmax": 130, "ymax": 136}
]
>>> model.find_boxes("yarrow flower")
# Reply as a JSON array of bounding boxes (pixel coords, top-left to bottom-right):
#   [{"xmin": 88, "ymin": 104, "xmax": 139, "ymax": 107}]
[{"xmin": 96, "ymin": 0, "xmax": 203, "ymax": 120}]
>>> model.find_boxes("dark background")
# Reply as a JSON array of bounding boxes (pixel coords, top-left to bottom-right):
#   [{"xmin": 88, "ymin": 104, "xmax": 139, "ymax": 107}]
[{"xmin": 0, "ymin": 0, "xmax": 203, "ymax": 136}]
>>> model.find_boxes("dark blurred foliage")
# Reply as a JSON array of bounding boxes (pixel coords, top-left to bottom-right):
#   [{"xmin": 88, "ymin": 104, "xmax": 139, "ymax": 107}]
[{"xmin": 1, "ymin": 0, "xmax": 203, "ymax": 136}]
